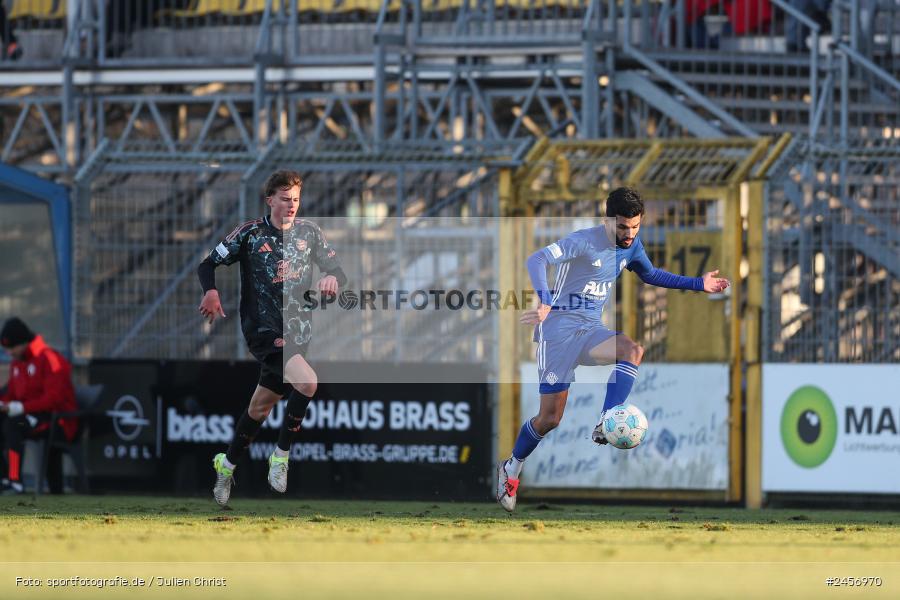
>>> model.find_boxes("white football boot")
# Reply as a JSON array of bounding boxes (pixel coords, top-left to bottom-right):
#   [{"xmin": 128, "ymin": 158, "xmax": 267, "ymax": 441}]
[
  {"xmin": 496, "ymin": 460, "xmax": 519, "ymax": 512},
  {"xmin": 212, "ymin": 453, "xmax": 235, "ymax": 506},
  {"xmin": 267, "ymin": 452, "xmax": 290, "ymax": 493},
  {"xmin": 591, "ymin": 415, "xmax": 609, "ymax": 445}
]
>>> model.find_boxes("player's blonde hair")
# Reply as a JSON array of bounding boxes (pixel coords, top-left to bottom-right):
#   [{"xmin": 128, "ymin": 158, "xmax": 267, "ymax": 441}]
[{"xmin": 263, "ymin": 170, "xmax": 302, "ymax": 199}]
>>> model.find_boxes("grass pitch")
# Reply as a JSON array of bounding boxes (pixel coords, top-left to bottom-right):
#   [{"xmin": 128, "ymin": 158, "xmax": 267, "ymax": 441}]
[{"xmin": 1, "ymin": 495, "xmax": 898, "ymax": 599}]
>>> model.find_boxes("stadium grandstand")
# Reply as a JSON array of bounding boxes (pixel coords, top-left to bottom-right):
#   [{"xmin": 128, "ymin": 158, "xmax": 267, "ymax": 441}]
[
  {"xmin": 0, "ymin": 4, "xmax": 899, "ymax": 598},
  {"xmin": 0, "ymin": 0, "xmax": 897, "ymax": 510}
]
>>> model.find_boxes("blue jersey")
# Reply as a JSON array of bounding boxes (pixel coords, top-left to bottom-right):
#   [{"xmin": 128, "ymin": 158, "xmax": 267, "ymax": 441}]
[{"xmin": 533, "ymin": 227, "xmax": 653, "ymax": 342}]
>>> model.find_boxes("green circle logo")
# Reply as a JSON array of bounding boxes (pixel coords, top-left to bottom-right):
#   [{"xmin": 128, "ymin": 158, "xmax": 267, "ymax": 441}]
[{"xmin": 780, "ymin": 385, "xmax": 837, "ymax": 468}]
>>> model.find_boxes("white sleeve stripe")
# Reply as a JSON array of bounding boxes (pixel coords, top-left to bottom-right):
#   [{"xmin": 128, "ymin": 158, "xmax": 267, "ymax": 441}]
[
  {"xmin": 551, "ymin": 263, "xmax": 570, "ymax": 305},
  {"xmin": 547, "ymin": 243, "xmax": 563, "ymax": 259}
]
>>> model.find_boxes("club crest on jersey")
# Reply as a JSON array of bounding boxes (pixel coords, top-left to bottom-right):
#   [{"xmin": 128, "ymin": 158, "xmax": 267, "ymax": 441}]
[
  {"xmin": 27, "ymin": 364, "xmax": 36, "ymax": 376},
  {"xmin": 295, "ymin": 239, "xmax": 308, "ymax": 252},
  {"xmin": 619, "ymin": 259, "xmax": 627, "ymax": 270}
]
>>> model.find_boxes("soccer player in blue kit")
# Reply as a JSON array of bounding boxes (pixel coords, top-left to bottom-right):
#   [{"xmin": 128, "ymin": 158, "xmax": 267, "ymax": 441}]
[{"xmin": 496, "ymin": 187, "xmax": 730, "ymax": 511}]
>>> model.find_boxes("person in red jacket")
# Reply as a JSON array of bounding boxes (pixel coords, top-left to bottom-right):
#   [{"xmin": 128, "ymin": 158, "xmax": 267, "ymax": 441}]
[
  {"xmin": 685, "ymin": 0, "xmax": 772, "ymax": 48},
  {"xmin": 0, "ymin": 318, "xmax": 77, "ymax": 495}
]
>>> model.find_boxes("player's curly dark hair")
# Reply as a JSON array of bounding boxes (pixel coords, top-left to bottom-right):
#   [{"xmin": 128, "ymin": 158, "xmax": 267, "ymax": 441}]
[
  {"xmin": 263, "ymin": 170, "xmax": 302, "ymax": 198},
  {"xmin": 605, "ymin": 187, "xmax": 644, "ymax": 218}
]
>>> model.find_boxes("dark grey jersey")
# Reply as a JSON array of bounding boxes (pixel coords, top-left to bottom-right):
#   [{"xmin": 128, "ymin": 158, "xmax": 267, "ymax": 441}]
[{"xmin": 205, "ymin": 215, "xmax": 341, "ymax": 346}]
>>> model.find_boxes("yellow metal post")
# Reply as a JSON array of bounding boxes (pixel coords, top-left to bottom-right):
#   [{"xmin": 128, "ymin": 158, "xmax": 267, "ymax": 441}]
[
  {"xmin": 745, "ymin": 180, "xmax": 765, "ymax": 509},
  {"xmin": 725, "ymin": 184, "xmax": 743, "ymax": 503}
]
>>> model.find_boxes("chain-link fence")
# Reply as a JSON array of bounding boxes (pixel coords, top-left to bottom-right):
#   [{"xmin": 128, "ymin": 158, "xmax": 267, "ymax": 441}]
[
  {"xmin": 72, "ymin": 141, "xmax": 502, "ymax": 365},
  {"xmin": 73, "ymin": 165, "xmax": 248, "ymax": 360},
  {"xmin": 764, "ymin": 138, "xmax": 900, "ymax": 362}
]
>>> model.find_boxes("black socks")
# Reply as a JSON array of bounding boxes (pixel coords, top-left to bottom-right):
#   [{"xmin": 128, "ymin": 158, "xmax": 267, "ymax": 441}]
[
  {"xmin": 277, "ymin": 389, "xmax": 313, "ymax": 452},
  {"xmin": 225, "ymin": 409, "xmax": 264, "ymax": 465}
]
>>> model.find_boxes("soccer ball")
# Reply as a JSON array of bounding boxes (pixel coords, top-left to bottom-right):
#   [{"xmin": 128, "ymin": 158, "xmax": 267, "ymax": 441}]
[{"xmin": 602, "ymin": 403, "xmax": 649, "ymax": 449}]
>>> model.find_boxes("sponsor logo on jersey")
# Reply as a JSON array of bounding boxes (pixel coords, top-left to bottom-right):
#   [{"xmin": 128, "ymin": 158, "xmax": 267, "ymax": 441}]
[
  {"xmin": 545, "ymin": 372, "xmax": 559, "ymax": 385},
  {"xmin": 273, "ymin": 338, "xmax": 285, "ymax": 348},
  {"xmin": 592, "ymin": 259, "xmax": 603, "ymax": 267},
  {"xmin": 582, "ymin": 280, "xmax": 613, "ymax": 299},
  {"xmin": 547, "ymin": 243, "xmax": 563, "ymax": 259},
  {"xmin": 295, "ymin": 239, "xmax": 308, "ymax": 252},
  {"xmin": 257, "ymin": 242, "xmax": 273, "ymax": 253}
]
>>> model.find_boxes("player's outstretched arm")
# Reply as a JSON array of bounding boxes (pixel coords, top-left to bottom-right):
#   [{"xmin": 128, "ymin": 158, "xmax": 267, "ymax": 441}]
[
  {"xmin": 701, "ymin": 269, "xmax": 730, "ymax": 293},
  {"xmin": 627, "ymin": 241, "xmax": 729, "ymax": 293}
]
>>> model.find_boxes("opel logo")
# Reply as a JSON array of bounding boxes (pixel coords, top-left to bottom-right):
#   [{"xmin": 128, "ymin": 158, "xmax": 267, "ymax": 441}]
[{"xmin": 106, "ymin": 395, "xmax": 150, "ymax": 441}]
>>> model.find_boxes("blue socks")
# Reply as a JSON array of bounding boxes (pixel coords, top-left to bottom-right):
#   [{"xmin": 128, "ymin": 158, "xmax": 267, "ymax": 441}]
[
  {"xmin": 512, "ymin": 419, "xmax": 543, "ymax": 461},
  {"xmin": 602, "ymin": 361, "xmax": 638, "ymax": 414},
  {"xmin": 507, "ymin": 362, "xmax": 639, "ymax": 479}
]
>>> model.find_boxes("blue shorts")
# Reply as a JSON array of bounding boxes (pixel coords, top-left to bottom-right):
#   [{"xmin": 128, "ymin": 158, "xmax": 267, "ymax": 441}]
[{"xmin": 536, "ymin": 326, "xmax": 618, "ymax": 394}]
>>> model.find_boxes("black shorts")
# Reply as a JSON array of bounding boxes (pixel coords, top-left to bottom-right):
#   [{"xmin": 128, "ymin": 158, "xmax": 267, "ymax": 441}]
[{"xmin": 247, "ymin": 333, "xmax": 309, "ymax": 396}]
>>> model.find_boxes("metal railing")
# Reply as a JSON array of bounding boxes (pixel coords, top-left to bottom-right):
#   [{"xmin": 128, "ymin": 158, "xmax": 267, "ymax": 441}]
[
  {"xmin": 832, "ymin": 41, "xmax": 900, "ymax": 148},
  {"xmin": 869, "ymin": 0, "xmax": 900, "ymax": 74},
  {"xmin": 409, "ymin": 0, "xmax": 595, "ymax": 46},
  {"xmin": 764, "ymin": 138, "xmax": 900, "ymax": 363},
  {"xmin": 0, "ymin": 0, "xmax": 68, "ymax": 67},
  {"xmin": 833, "ymin": 0, "xmax": 900, "ymax": 72},
  {"xmin": 5, "ymin": 0, "xmax": 394, "ymax": 67},
  {"xmin": 3, "ymin": 1, "xmax": 613, "ymax": 67},
  {"xmin": 2, "ymin": 1, "xmax": 896, "ymax": 172},
  {"xmin": 615, "ymin": 0, "xmax": 824, "ymax": 136},
  {"xmin": 2, "ymin": 0, "xmax": 897, "ymax": 67}
]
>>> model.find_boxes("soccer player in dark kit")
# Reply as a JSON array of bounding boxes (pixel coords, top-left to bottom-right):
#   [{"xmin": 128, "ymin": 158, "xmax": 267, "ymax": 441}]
[{"xmin": 197, "ymin": 170, "xmax": 346, "ymax": 506}]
